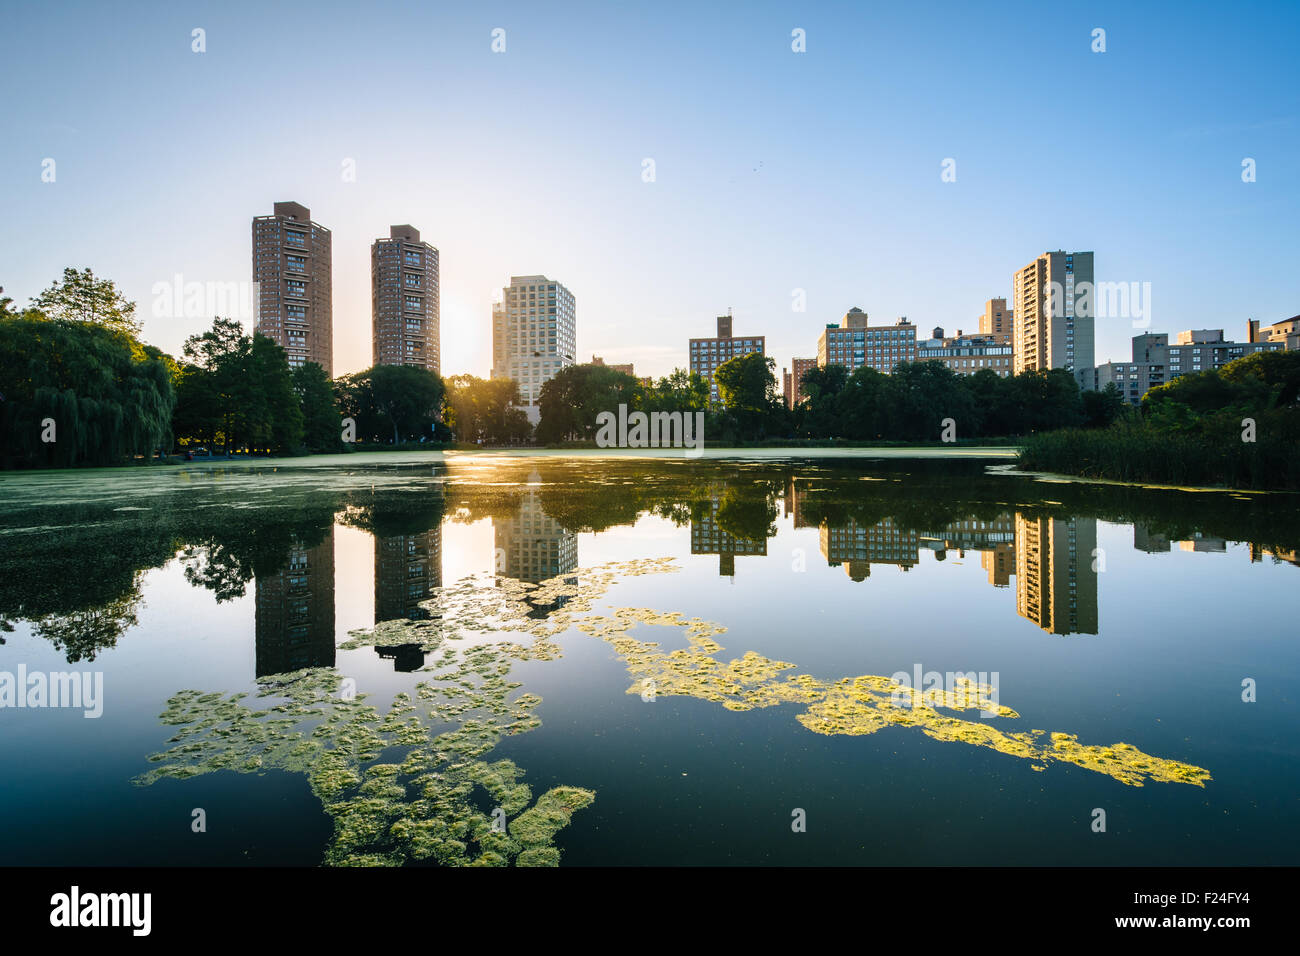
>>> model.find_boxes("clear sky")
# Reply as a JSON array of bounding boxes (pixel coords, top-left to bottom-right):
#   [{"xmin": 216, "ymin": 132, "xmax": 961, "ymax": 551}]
[{"xmin": 2, "ymin": 0, "xmax": 1297, "ymax": 379}]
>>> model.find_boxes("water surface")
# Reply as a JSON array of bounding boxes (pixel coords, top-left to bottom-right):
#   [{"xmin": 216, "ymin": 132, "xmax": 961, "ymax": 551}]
[{"xmin": 1, "ymin": 452, "xmax": 1296, "ymax": 865}]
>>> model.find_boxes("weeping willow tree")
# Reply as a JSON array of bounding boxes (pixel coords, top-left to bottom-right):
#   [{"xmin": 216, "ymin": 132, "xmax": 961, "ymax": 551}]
[{"xmin": 0, "ymin": 313, "xmax": 176, "ymax": 468}]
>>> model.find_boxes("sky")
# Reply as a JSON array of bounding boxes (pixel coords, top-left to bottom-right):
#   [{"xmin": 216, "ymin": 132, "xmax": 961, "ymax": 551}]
[{"xmin": 2, "ymin": 0, "xmax": 1298, "ymax": 379}]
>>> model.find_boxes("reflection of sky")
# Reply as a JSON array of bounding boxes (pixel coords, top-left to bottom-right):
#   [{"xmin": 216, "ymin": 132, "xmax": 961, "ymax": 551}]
[{"xmin": 2, "ymin": 494, "xmax": 1299, "ymax": 865}]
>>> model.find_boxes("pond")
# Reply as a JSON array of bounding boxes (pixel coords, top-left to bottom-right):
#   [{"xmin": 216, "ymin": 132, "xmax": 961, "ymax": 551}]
[{"xmin": 1, "ymin": 451, "xmax": 1296, "ymax": 866}]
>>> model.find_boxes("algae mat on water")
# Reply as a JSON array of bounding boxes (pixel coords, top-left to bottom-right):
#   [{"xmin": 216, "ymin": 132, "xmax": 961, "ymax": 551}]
[{"xmin": 136, "ymin": 558, "xmax": 1209, "ymax": 867}]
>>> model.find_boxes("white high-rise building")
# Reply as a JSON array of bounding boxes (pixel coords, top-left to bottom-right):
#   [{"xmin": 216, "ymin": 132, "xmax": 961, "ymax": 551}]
[
  {"xmin": 1012, "ymin": 250, "xmax": 1094, "ymax": 390},
  {"xmin": 491, "ymin": 275, "xmax": 576, "ymax": 405}
]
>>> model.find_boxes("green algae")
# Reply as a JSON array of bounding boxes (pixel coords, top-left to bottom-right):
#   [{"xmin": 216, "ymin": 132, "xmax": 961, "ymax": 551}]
[{"xmin": 137, "ymin": 555, "xmax": 1212, "ymax": 871}]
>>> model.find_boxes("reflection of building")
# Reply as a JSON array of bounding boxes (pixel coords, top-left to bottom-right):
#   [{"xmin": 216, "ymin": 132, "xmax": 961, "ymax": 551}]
[
  {"xmin": 255, "ymin": 527, "xmax": 336, "ymax": 676},
  {"xmin": 782, "ymin": 476, "xmax": 815, "ymax": 528},
  {"xmin": 981, "ymin": 543, "xmax": 1015, "ymax": 587},
  {"xmin": 373, "ymin": 527, "xmax": 442, "ymax": 671},
  {"xmin": 1014, "ymin": 514, "xmax": 1098, "ymax": 635},
  {"xmin": 1178, "ymin": 534, "xmax": 1226, "ymax": 553},
  {"xmin": 819, "ymin": 516, "xmax": 918, "ymax": 579},
  {"xmin": 1250, "ymin": 544, "xmax": 1300, "ymax": 566},
  {"xmin": 691, "ymin": 490, "xmax": 767, "ymax": 577},
  {"xmin": 1133, "ymin": 523, "xmax": 1171, "ymax": 553},
  {"xmin": 375, "ymin": 528, "xmax": 442, "ymax": 623},
  {"xmin": 494, "ymin": 481, "xmax": 577, "ymax": 584}
]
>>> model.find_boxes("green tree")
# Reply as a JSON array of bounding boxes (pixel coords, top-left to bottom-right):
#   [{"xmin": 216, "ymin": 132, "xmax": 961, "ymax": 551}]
[
  {"xmin": 639, "ymin": 369, "xmax": 709, "ymax": 413},
  {"xmin": 536, "ymin": 363, "xmax": 638, "ymax": 443},
  {"xmin": 336, "ymin": 365, "xmax": 445, "ymax": 445},
  {"xmin": 714, "ymin": 351, "xmax": 777, "ymax": 412},
  {"xmin": 31, "ymin": 267, "xmax": 142, "ymax": 336},
  {"xmin": 1083, "ymin": 382, "xmax": 1127, "ymax": 428},
  {"xmin": 293, "ymin": 362, "xmax": 342, "ymax": 453},
  {"xmin": 0, "ymin": 313, "xmax": 175, "ymax": 467}
]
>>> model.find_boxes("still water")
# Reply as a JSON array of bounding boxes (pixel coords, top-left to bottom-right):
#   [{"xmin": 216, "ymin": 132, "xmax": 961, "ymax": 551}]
[{"xmin": 1, "ymin": 451, "xmax": 1297, "ymax": 866}]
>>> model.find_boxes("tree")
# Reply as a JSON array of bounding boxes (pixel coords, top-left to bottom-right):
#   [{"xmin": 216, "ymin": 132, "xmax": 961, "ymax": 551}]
[
  {"xmin": 0, "ymin": 313, "xmax": 175, "ymax": 467},
  {"xmin": 536, "ymin": 363, "xmax": 639, "ymax": 443},
  {"xmin": 877, "ymin": 361, "xmax": 979, "ymax": 441},
  {"xmin": 31, "ymin": 267, "xmax": 142, "ymax": 336},
  {"xmin": 1083, "ymin": 382, "xmax": 1126, "ymax": 428},
  {"xmin": 335, "ymin": 365, "xmax": 445, "ymax": 445},
  {"xmin": 294, "ymin": 362, "xmax": 342, "ymax": 453},
  {"xmin": 639, "ymin": 369, "xmax": 709, "ymax": 413},
  {"xmin": 172, "ymin": 318, "xmax": 304, "ymax": 455},
  {"xmin": 798, "ymin": 364, "xmax": 850, "ymax": 437},
  {"xmin": 445, "ymin": 374, "xmax": 531, "ymax": 444},
  {"xmin": 714, "ymin": 352, "xmax": 777, "ymax": 412}
]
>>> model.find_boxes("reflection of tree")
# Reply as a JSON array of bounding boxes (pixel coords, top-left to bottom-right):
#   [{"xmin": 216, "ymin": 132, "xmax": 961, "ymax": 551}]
[
  {"xmin": 8, "ymin": 455, "xmax": 1300, "ymax": 664},
  {"xmin": 33, "ymin": 580, "xmax": 143, "ymax": 662},
  {"xmin": 181, "ymin": 511, "xmax": 335, "ymax": 603},
  {"xmin": 714, "ymin": 484, "xmax": 778, "ymax": 542}
]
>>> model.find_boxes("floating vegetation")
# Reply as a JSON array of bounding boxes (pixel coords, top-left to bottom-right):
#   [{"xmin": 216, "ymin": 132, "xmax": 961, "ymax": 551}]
[
  {"xmin": 135, "ymin": 648, "xmax": 595, "ymax": 866},
  {"xmin": 137, "ymin": 555, "xmax": 1210, "ymax": 868}
]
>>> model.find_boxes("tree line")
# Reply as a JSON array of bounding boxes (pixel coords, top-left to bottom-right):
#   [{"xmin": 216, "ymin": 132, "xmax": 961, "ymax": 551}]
[{"xmin": 533, "ymin": 350, "xmax": 1127, "ymax": 443}]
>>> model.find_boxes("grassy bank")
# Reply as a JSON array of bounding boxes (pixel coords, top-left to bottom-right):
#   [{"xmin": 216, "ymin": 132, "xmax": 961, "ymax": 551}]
[{"xmin": 1017, "ymin": 423, "xmax": 1300, "ymax": 491}]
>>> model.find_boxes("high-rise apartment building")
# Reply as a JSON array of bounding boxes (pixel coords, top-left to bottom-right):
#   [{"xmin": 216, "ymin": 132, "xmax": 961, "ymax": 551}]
[
  {"xmin": 492, "ymin": 276, "xmax": 576, "ymax": 406},
  {"xmin": 817, "ymin": 308, "xmax": 917, "ymax": 373},
  {"xmin": 252, "ymin": 201, "xmax": 333, "ymax": 375},
  {"xmin": 371, "ymin": 224, "xmax": 440, "ymax": 373},
  {"xmin": 1012, "ymin": 251, "xmax": 1094, "ymax": 390},
  {"xmin": 689, "ymin": 314, "xmax": 765, "ymax": 404},
  {"xmin": 978, "ymin": 297, "xmax": 1014, "ymax": 343},
  {"xmin": 783, "ymin": 357, "xmax": 818, "ymax": 409}
]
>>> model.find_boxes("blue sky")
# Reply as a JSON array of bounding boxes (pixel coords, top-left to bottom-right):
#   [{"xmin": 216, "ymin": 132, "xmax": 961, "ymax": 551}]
[{"xmin": 2, "ymin": 0, "xmax": 1297, "ymax": 378}]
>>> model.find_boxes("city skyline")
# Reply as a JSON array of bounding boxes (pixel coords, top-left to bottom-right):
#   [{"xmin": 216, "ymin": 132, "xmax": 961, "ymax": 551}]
[{"xmin": 3, "ymin": 2, "xmax": 1297, "ymax": 384}]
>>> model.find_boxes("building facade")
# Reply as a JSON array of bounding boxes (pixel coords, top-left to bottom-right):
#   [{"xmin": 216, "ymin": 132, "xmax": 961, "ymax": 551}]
[
  {"xmin": 371, "ymin": 224, "xmax": 440, "ymax": 373},
  {"xmin": 1095, "ymin": 329, "xmax": 1283, "ymax": 404},
  {"xmin": 978, "ymin": 297, "xmax": 1014, "ymax": 342},
  {"xmin": 1012, "ymin": 250, "xmax": 1094, "ymax": 390},
  {"xmin": 689, "ymin": 314, "xmax": 765, "ymax": 404},
  {"xmin": 783, "ymin": 357, "xmax": 818, "ymax": 409},
  {"xmin": 492, "ymin": 275, "xmax": 576, "ymax": 406},
  {"xmin": 917, "ymin": 329, "xmax": 1014, "ymax": 376},
  {"xmin": 1248, "ymin": 315, "xmax": 1300, "ymax": 350},
  {"xmin": 592, "ymin": 355, "xmax": 636, "ymax": 376},
  {"xmin": 817, "ymin": 308, "xmax": 918, "ymax": 373},
  {"xmin": 252, "ymin": 201, "xmax": 333, "ymax": 374}
]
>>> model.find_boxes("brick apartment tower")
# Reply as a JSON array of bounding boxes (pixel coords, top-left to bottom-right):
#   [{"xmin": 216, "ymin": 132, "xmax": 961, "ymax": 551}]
[
  {"xmin": 252, "ymin": 201, "xmax": 333, "ymax": 375},
  {"xmin": 371, "ymin": 224, "xmax": 440, "ymax": 373}
]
